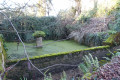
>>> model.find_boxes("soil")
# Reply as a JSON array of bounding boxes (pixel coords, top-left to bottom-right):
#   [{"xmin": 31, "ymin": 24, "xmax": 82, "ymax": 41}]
[{"xmin": 41, "ymin": 67, "xmax": 83, "ymax": 80}]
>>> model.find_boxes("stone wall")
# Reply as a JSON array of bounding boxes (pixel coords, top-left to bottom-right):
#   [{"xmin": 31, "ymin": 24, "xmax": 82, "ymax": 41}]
[{"xmin": 6, "ymin": 45, "xmax": 113, "ymax": 80}]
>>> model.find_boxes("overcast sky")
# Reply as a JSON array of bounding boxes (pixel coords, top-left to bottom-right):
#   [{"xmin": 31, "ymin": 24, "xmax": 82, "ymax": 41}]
[{"xmin": 0, "ymin": 0, "xmax": 75, "ymax": 16}]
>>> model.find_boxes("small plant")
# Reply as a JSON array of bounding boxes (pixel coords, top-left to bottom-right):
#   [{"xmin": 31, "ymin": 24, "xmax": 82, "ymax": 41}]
[
  {"xmin": 79, "ymin": 53, "xmax": 99, "ymax": 74},
  {"xmin": 44, "ymin": 73, "xmax": 53, "ymax": 80},
  {"xmin": 103, "ymin": 49, "xmax": 120, "ymax": 61},
  {"xmin": 32, "ymin": 31, "xmax": 46, "ymax": 47},
  {"xmin": 32, "ymin": 31, "xmax": 46, "ymax": 38},
  {"xmin": 78, "ymin": 54, "xmax": 99, "ymax": 80},
  {"xmin": 20, "ymin": 77, "xmax": 28, "ymax": 80},
  {"xmin": 81, "ymin": 73, "xmax": 92, "ymax": 80},
  {"xmin": 107, "ymin": 30, "xmax": 117, "ymax": 34},
  {"xmin": 61, "ymin": 71, "xmax": 67, "ymax": 80},
  {"xmin": 0, "ymin": 34, "xmax": 3, "ymax": 38}
]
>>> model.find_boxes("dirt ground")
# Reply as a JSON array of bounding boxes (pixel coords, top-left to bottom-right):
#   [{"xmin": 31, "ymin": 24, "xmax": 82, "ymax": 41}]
[{"xmin": 41, "ymin": 67, "xmax": 83, "ymax": 80}]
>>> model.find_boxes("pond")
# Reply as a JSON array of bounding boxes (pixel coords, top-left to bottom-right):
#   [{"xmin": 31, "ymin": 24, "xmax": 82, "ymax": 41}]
[{"xmin": 6, "ymin": 40, "xmax": 89, "ymax": 59}]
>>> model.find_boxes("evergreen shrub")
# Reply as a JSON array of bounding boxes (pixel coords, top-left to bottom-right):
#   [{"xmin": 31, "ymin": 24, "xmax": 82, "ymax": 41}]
[{"xmin": 32, "ymin": 31, "xmax": 46, "ymax": 38}]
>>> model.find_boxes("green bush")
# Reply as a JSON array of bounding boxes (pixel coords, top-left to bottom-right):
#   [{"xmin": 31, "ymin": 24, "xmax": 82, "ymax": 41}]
[
  {"xmin": 1, "ymin": 16, "xmax": 68, "ymax": 41},
  {"xmin": 108, "ymin": 16, "xmax": 120, "ymax": 32},
  {"xmin": 79, "ymin": 53, "xmax": 99, "ymax": 74},
  {"xmin": 32, "ymin": 31, "xmax": 46, "ymax": 38},
  {"xmin": 0, "ymin": 34, "xmax": 3, "ymax": 38},
  {"xmin": 108, "ymin": 0, "xmax": 120, "ymax": 32},
  {"xmin": 82, "ymin": 32, "xmax": 109, "ymax": 46}
]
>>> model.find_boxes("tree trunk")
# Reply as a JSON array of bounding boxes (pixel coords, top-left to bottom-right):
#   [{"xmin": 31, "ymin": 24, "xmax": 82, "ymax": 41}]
[
  {"xmin": 36, "ymin": 37, "xmax": 42, "ymax": 47},
  {"xmin": 75, "ymin": 0, "xmax": 81, "ymax": 17}
]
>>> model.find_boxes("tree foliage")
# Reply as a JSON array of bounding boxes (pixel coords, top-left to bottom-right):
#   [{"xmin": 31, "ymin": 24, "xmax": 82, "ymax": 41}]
[
  {"xmin": 108, "ymin": 0, "xmax": 120, "ymax": 32},
  {"xmin": 1, "ymin": 16, "xmax": 68, "ymax": 41}
]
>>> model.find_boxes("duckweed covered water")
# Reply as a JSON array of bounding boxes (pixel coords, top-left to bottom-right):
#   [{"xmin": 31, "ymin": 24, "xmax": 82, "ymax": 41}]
[{"xmin": 6, "ymin": 40, "xmax": 89, "ymax": 59}]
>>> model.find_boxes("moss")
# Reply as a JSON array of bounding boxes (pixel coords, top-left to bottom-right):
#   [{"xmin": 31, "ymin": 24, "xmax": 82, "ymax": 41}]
[
  {"xmin": 103, "ymin": 34, "xmax": 116, "ymax": 45},
  {"xmin": 0, "ymin": 38, "xmax": 7, "ymax": 60},
  {"xmin": 0, "ymin": 37, "xmax": 7, "ymax": 80},
  {"xmin": 113, "ymin": 51, "xmax": 117, "ymax": 53},
  {"xmin": 103, "ymin": 32, "xmax": 120, "ymax": 45},
  {"xmin": 99, "ymin": 60, "xmax": 108, "ymax": 66},
  {"xmin": 8, "ymin": 45, "xmax": 110, "ymax": 63},
  {"xmin": 82, "ymin": 73, "xmax": 92, "ymax": 79},
  {"xmin": 106, "ymin": 53, "xmax": 111, "ymax": 56},
  {"xmin": 114, "ymin": 33, "xmax": 120, "ymax": 44}
]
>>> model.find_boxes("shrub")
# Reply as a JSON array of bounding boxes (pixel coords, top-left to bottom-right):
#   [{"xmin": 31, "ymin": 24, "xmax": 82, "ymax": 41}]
[
  {"xmin": 0, "ymin": 34, "xmax": 3, "ymax": 38},
  {"xmin": 1, "ymin": 16, "xmax": 68, "ymax": 41},
  {"xmin": 79, "ymin": 53, "xmax": 99, "ymax": 74},
  {"xmin": 32, "ymin": 31, "xmax": 46, "ymax": 38},
  {"xmin": 108, "ymin": 0, "xmax": 120, "ymax": 32},
  {"xmin": 82, "ymin": 32, "xmax": 109, "ymax": 46},
  {"xmin": 78, "ymin": 53, "xmax": 99, "ymax": 79}
]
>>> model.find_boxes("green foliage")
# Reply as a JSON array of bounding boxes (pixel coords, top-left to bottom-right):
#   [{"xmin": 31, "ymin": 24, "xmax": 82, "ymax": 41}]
[
  {"xmin": 110, "ymin": 51, "xmax": 120, "ymax": 57},
  {"xmin": 0, "ymin": 35, "xmax": 7, "ymax": 58},
  {"xmin": 103, "ymin": 32, "xmax": 120, "ymax": 45},
  {"xmin": 108, "ymin": 0, "xmax": 120, "ymax": 32},
  {"xmin": 0, "ymin": 35, "xmax": 7, "ymax": 79},
  {"xmin": 83, "ymin": 32, "xmax": 109, "ymax": 46},
  {"xmin": 44, "ymin": 73, "xmax": 53, "ymax": 80},
  {"xmin": 106, "ymin": 30, "xmax": 117, "ymax": 34},
  {"xmin": 32, "ymin": 31, "xmax": 46, "ymax": 38},
  {"xmin": 20, "ymin": 77, "xmax": 28, "ymax": 80},
  {"xmin": 1, "ymin": 16, "xmax": 68, "ymax": 41},
  {"xmin": 115, "ymin": 52, "xmax": 120, "ymax": 56},
  {"xmin": 103, "ymin": 34, "xmax": 116, "ymax": 45},
  {"xmin": 65, "ymin": 23, "xmax": 83, "ymax": 32},
  {"xmin": 0, "ymin": 34, "xmax": 9, "ymax": 52},
  {"xmin": 77, "ymin": 4, "xmax": 98, "ymax": 23},
  {"xmin": 108, "ymin": 16, "xmax": 120, "ymax": 32},
  {"xmin": 103, "ymin": 50, "xmax": 120, "ymax": 62},
  {"xmin": 61, "ymin": 71, "xmax": 67, "ymax": 80},
  {"xmin": 99, "ymin": 60, "xmax": 108, "ymax": 66},
  {"xmin": 78, "ymin": 14, "xmax": 90, "ymax": 23},
  {"xmin": 79, "ymin": 63, "xmax": 89, "ymax": 74},
  {"xmin": 82, "ymin": 73, "xmax": 92, "ymax": 80},
  {"xmin": 0, "ymin": 34, "xmax": 3, "ymax": 38},
  {"xmin": 102, "ymin": 57, "xmax": 111, "ymax": 61},
  {"xmin": 79, "ymin": 54, "xmax": 99, "ymax": 74}
]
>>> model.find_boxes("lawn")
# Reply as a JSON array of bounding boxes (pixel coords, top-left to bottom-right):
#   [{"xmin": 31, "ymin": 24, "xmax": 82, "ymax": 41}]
[{"xmin": 6, "ymin": 40, "xmax": 89, "ymax": 60}]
